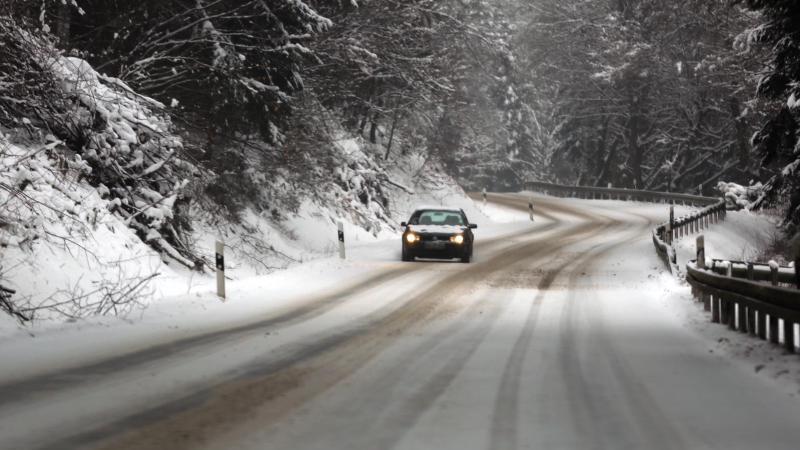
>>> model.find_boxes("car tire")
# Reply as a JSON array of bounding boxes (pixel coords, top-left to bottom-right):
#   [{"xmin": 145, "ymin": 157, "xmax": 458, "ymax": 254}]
[
  {"xmin": 402, "ymin": 246, "xmax": 413, "ymax": 262},
  {"xmin": 460, "ymin": 245, "xmax": 472, "ymax": 263}
]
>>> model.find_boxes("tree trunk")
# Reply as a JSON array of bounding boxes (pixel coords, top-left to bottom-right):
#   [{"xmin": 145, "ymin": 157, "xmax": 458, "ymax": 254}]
[
  {"xmin": 629, "ymin": 112, "xmax": 643, "ymax": 189},
  {"xmin": 56, "ymin": 2, "xmax": 71, "ymax": 47},
  {"xmin": 729, "ymin": 96, "xmax": 749, "ymax": 165},
  {"xmin": 369, "ymin": 114, "xmax": 379, "ymax": 144},
  {"xmin": 384, "ymin": 109, "xmax": 399, "ymax": 160}
]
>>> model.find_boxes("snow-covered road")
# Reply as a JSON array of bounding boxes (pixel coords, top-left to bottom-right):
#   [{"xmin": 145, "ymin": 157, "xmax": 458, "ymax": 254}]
[{"xmin": 1, "ymin": 193, "xmax": 799, "ymax": 450}]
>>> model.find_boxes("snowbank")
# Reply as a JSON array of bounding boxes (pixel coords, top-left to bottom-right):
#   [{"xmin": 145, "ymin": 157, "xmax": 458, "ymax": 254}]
[{"xmin": 0, "ymin": 134, "xmax": 184, "ymax": 323}]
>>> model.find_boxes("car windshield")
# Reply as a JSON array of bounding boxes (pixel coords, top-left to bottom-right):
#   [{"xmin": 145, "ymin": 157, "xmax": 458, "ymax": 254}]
[{"xmin": 412, "ymin": 210, "xmax": 464, "ymax": 226}]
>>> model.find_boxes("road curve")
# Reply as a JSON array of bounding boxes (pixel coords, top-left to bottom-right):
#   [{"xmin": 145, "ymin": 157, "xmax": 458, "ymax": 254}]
[{"xmin": 2, "ymin": 193, "xmax": 800, "ymax": 450}]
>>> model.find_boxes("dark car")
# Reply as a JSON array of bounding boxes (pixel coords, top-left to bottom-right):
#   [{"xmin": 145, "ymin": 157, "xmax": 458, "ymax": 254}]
[{"xmin": 400, "ymin": 207, "xmax": 477, "ymax": 263}]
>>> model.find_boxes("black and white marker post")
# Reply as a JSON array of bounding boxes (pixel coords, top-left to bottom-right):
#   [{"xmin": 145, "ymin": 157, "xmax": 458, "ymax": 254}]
[
  {"xmin": 528, "ymin": 196, "xmax": 534, "ymax": 222},
  {"xmin": 337, "ymin": 221, "xmax": 346, "ymax": 260},
  {"xmin": 215, "ymin": 239, "xmax": 226, "ymax": 300},
  {"xmin": 482, "ymin": 187, "xmax": 487, "ymax": 206}
]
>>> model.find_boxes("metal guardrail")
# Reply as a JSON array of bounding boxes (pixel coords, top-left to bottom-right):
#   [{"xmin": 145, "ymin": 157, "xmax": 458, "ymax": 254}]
[
  {"xmin": 522, "ymin": 181, "xmax": 719, "ymax": 206},
  {"xmin": 686, "ymin": 260, "xmax": 799, "ymax": 353},
  {"xmin": 651, "ymin": 201, "xmax": 726, "ymax": 273}
]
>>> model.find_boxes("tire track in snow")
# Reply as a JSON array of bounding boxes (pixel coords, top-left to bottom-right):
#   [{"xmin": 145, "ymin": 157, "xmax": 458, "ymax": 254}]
[
  {"xmin": 554, "ymin": 211, "xmax": 687, "ymax": 450},
  {"xmin": 328, "ymin": 244, "xmax": 579, "ymax": 450},
  {"xmin": 0, "ymin": 213, "xmax": 556, "ymax": 409},
  {"xmin": 488, "ymin": 238, "xmax": 616, "ymax": 450}
]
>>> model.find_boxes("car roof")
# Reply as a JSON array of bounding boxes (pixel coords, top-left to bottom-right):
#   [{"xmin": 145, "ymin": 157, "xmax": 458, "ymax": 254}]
[{"xmin": 412, "ymin": 205, "xmax": 464, "ymax": 213}]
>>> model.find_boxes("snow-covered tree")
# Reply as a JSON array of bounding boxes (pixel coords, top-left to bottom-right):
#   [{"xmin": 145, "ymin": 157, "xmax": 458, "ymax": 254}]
[
  {"xmin": 738, "ymin": 0, "xmax": 800, "ymax": 232},
  {"xmin": 517, "ymin": 0, "xmax": 763, "ymax": 192}
]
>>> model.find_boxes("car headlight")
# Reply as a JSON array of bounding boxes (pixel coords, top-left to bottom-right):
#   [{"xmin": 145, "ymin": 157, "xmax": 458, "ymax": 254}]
[
  {"xmin": 450, "ymin": 234, "xmax": 464, "ymax": 244},
  {"xmin": 405, "ymin": 233, "xmax": 419, "ymax": 243}
]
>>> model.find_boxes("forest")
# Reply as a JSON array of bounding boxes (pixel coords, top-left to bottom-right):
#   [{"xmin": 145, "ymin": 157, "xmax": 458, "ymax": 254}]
[{"xmin": 1, "ymin": 0, "xmax": 799, "ymax": 267}]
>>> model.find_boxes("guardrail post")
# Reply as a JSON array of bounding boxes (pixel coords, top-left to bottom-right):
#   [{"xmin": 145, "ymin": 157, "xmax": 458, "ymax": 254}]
[
  {"xmin": 769, "ymin": 315, "xmax": 780, "ymax": 344},
  {"xmin": 737, "ymin": 302, "xmax": 748, "ymax": 334},
  {"xmin": 215, "ymin": 240, "xmax": 226, "ymax": 301},
  {"xmin": 666, "ymin": 223, "xmax": 672, "ymax": 245},
  {"xmin": 746, "ymin": 306, "xmax": 756, "ymax": 336},
  {"xmin": 784, "ymin": 321, "xmax": 796, "ymax": 353},
  {"xmin": 711, "ymin": 294, "xmax": 720, "ymax": 323},
  {"xmin": 746, "ymin": 262, "xmax": 754, "ymax": 280},
  {"xmin": 702, "ymin": 292, "xmax": 711, "ymax": 312},
  {"xmin": 696, "ymin": 235, "xmax": 705, "ymax": 269},
  {"xmin": 721, "ymin": 296, "xmax": 731, "ymax": 328},
  {"xmin": 724, "ymin": 263, "xmax": 736, "ymax": 330},
  {"xmin": 770, "ymin": 264, "xmax": 779, "ymax": 286},
  {"xmin": 757, "ymin": 310, "xmax": 767, "ymax": 340}
]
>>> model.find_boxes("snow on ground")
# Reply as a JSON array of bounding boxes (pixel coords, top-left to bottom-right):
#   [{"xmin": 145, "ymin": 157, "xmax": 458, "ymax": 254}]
[
  {"xmin": 0, "ymin": 136, "xmax": 185, "ymax": 326},
  {"xmin": 640, "ymin": 204, "xmax": 800, "ymax": 396},
  {"xmin": 504, "ymin": 194, "xmax": 800, "ymax": 395},
  {"xmin": 3, "ymin": 192, "xmax": 800, "ymax": 450},
  {"xmin": 672, "ymin": 208, "xmax": 780, "ymax": 264},
  {"xmin": 3, "ymin": 190, "xmax": 797, "ymax": 398},
  {"xmin": 0, "ymin": 193, "xmax": 526, "ymax": 383}
]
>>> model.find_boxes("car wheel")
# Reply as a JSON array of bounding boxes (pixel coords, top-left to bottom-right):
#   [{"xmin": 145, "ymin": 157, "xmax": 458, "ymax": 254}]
[
  {"xmin": 460, "ymin": 246, "xmax": 472, "ymax": 263},
  {"xmin": 402, "ymin": 246, "xmax": 413, "ymax": 262}
]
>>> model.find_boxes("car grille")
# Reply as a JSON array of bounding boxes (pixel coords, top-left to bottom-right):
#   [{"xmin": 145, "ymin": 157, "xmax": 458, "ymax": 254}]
[{"xmin": 420, "ymin": 233, "xmax": 453, "ymax": 242}]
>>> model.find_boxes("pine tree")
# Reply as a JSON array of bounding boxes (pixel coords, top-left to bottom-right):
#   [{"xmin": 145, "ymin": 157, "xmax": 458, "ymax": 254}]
[{"xmin": 740, "ymin": 0, "xmax": 800, "ymax": 231}]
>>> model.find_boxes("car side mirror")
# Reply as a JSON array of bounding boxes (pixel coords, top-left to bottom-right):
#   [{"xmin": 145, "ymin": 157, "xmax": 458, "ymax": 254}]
[
  {"xmin": 469, "ymin": 224, "xmax": 477, "ymax": 229},
  {"xmin": 400, "ymin": 222, "xmax": 407, "ymax": 227}
]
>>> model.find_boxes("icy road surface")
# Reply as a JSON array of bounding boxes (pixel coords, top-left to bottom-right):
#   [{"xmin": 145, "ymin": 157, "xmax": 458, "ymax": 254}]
[{"xmin": 1, "ymin": 193, "xmax": 800, "ymax": 450}]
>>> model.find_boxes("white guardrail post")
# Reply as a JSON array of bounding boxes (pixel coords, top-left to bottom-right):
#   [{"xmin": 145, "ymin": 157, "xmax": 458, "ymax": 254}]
[
  {"xmin": 215, "ymin": 239, "xmax": 226, "ymax": 300},
  {"xmin": 337, "ymin": 221, "xmax": 346, "ymax": 260}
]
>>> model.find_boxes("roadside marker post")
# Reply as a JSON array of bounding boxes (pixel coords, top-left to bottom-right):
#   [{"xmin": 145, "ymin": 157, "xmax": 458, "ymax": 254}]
[
  {"xmin": 528, "ymin": 197, "xmax": 534, "ymax": 222},
  {"xmin": 215, "ymin": 239, "xmax": 226, "ymax": 301},
  {"xmin": 337, "ymin": 221, "xmax": 346, "ymax": 260},
  {"xmin": 482, "ymin": 188, "xmax": 487, "ymax": 206}
]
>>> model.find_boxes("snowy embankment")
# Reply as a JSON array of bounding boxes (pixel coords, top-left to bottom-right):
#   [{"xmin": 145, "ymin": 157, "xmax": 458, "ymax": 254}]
[{"xmin": 0, "ymin": 54, "xmax": 479, "ymax": 336}]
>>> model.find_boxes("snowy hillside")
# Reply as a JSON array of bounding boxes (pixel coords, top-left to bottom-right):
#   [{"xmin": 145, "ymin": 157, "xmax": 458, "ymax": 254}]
[{"xmin": 0, "ymin": 52, "xmax": 477, "ymax": 329}]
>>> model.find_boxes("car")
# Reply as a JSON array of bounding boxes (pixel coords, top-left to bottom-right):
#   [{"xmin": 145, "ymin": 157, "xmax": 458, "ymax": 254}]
[{"xmin": 400, "ymin": 207, "xmax": 477, "ymax": 263}]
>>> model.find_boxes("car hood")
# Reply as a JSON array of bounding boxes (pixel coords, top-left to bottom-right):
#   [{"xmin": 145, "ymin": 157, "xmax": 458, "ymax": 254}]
[{"xmin": 408, "ymin": 224, "xmax": 464, "ymax": 234}]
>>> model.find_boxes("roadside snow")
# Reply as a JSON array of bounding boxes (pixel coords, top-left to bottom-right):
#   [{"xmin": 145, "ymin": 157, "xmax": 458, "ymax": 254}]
[
  {"xmin": 0, "ymin": 192, "xmax": 521, "ymax": 383},
  {"xmin": 653, "ymin": 208, "xmax": 800, "ymax": 396},
  {"xmin": 673, "ymin": 209, "xmax": 779, "ymax": 264}
]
